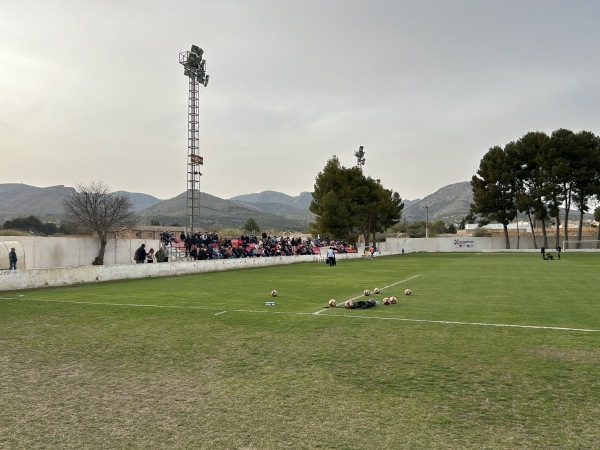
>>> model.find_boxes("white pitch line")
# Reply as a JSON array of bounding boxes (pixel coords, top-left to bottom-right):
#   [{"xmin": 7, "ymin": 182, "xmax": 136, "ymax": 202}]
[
  {"xmin": 325, "ymin": 314, "xmax": 600, "ymax": 333},
  {"xmin": 314, "ymin": 274, "xmax": 420, "ymax": 314},
  {"xmin": 7, "ymin": 297, "xmax": 599, "ymax": 333}
]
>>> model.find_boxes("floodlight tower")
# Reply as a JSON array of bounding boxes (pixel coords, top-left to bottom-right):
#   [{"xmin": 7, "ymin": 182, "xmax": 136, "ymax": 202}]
[
  {"xmin": 354, "ymin": 145, "xmax": 365, "ymax": 171},
  {"xmin": 179, "ymin": 45, "xmax": 210, "ymax": 232}
]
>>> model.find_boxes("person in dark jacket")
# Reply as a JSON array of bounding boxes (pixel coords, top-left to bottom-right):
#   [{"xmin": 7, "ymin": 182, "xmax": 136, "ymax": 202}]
[
  {"xmin": 9, "ymin": 247, "xmax": 17, "ymax": 270},
  {"xmin": 135, "ymin": 244, "xmax": 147, "ymax": 263}
]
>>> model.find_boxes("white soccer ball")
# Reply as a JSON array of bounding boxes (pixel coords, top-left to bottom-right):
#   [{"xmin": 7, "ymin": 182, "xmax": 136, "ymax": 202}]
[
  {"xmin": 176, "ymin": 273, "xmax": 181, "ymax": 277},
  {"xmin": 271, "ymin": 290, "xmax": 278, "ymax": 297},
  {"xmin": 383, "ymin": 297, "xmax": 391, "ymax": 305},
  {"xmin": 328, "ymin": 299, "xmax": 337, "ymax": 308},
  {"xmin": 373, "ymin": 287, "xmax": 381, "ymax": 294},
  {"xmin": 344, "ymin": 300, "xmax": 354, "ymax": 309},
  {"xmin": 363, "ymin": 289, "xmax": 370, "ymax": 296},
  {"xmin": 404, "ymin": 289, "xmax": 412, "ymax": 296},
  {"xmin": 390, "ymin": 296, "xmax": 397, "ymax": 304}
]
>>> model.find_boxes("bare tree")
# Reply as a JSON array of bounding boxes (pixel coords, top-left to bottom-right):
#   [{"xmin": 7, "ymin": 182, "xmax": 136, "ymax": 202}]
[{"xmin": 63, "ymin": 181, "xmax": 136, "ymax": 265}]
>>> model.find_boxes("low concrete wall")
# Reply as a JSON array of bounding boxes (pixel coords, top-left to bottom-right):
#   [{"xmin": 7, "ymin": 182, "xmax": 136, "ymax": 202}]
[{"xmin": 0, "ymin": 252, "xmax": 363, "ymax": 291}]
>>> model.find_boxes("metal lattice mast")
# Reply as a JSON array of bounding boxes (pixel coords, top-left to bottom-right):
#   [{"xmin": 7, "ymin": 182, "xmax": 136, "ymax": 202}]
[
  {"xmin": 354, "ymin": 145, "xmax": 365, "ymax": 171},
  {"xmin": 186, "ymin": 75, "xmax": 200, "ymax": 231},
  {"xmin": 179, "ymin": 45, "xmax": 209, "ymax": 232}
]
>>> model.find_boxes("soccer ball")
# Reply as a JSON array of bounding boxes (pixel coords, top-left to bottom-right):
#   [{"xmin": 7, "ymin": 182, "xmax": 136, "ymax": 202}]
[
  {"xmin": 344, "ymin": 300, "xmax": 354, "ymax": 309},
  {"xmin": 176, "ymin": 273, "xmax": 181, "ymax": 277},
  {"xmin": 390, "ymin": 296, "xmax": 397, "ymax": 304},
  {"xmin": 271, "ymin": 290, "xmax": 278, "ymax": 297},
  {"xmin": 373, "ymin": 287, "xmax": 381, "ymax": 294},
  {"xmin": 364, "ymin": 289, "xmax": 370, "ymax": 296},
  {"xmin": 383, "ymin": 297, "xmax": 391, "ymax": 305},
  {"xmin": 404, "ymin": 289, "xmax": 412, "ymax": 296},
  {"xmin": 328, "ymin": 299, "xmax": 337, "ymax": 308}
]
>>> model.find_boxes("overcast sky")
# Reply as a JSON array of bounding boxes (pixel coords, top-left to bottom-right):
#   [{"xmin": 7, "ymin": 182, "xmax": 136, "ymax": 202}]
[{"xmin": 2, "ymin": 0, "xmax": 600, "ymax": 202}]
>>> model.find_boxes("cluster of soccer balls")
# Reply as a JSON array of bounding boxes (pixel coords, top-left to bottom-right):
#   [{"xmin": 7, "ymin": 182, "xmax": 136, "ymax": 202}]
[{"xmin": 328, "ymin": 288, "xmax": 412, "ymax": 308}]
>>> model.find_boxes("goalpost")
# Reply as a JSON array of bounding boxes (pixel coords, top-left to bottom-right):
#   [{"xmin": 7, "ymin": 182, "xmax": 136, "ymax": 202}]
[{"xmin": 562, "ymin": 240, "xmax": 600, "ymax": 250}]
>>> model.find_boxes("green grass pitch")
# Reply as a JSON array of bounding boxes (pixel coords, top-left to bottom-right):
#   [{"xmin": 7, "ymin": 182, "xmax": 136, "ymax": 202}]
[{"xmin": 1, "ymin": 253, "xmax": 599, "ymax": 449}]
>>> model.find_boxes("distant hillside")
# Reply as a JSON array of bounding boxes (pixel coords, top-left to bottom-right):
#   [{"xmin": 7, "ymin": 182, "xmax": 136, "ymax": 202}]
[
  {"xmin": 229, "ymin": 186, "xmax": 474, "ymax": 227},
  {"xmin": 230, "ymin": 191, "xmax": 313, "ymax": 210},
  {"xmin": 402, "ymin": 181, "xmax": 473, "ymax": 223},
  {"xmin": 229, "ymin": 191, "xmax": 315, "ymax": 225},
  {"xmin": 114, "ymin": 191, "xmax": 163, "ymax": 212},
  {"xmin": 0, "ymin": 184, "xmax": 163, "ymax": 225},
  {"xmin": 137, "ymin": 191, "xmax": 310, "ymax": 231},
  {"xmin": 0, "ymin": 182, "xmax": 477, "ymax": 230},
  {"xmin": 0, "ymin": 184, "xmax": 75, "ymax": 224}
]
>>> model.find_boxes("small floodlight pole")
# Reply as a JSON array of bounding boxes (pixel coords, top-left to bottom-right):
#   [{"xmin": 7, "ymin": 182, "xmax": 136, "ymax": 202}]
[
  {"xmin": 179, "ymin": 45, "xmax": 210, "ymax": 233},
  {"xmin": 354, "ymin": 145, "xmax": 365, "ymax": 171},
  {"xmin": 425, "ymin": 206, "xmax": 429, "ymax": 238}
]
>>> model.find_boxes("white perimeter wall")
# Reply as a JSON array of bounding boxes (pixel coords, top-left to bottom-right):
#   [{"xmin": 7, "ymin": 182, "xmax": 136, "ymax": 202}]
[
  {"xmin": 0, "ymin": 236, "xmax": 161, "ymax": 269},
  {"xmin": 0, "ymin": 252, "xmax": 362, "ymax": 291},
  {"xmin": 381, "ymin": 236, "xmax": 540, "ymax": 253}
]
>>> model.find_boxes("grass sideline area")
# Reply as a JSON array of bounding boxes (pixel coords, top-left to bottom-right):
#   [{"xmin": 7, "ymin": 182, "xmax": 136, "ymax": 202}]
[{"xmin": 1, "ymin": 253, "xmax": 599, "ymax": 449}]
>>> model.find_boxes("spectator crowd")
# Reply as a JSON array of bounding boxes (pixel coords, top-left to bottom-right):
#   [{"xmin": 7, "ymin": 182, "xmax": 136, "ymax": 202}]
[{"xmin": 146, "ymin": 231, "xmax": 358, "ymax": 262}]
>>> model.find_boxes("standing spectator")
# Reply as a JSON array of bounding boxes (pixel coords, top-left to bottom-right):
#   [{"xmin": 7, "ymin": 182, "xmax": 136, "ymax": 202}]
[
  {"xmin": 185, "ymin": 233, "xmax": 193, "ymax": 256},
  {"xmin": 369, "ymin": 245, "xmax": 375, "ymax": 259},
  {"xmin": 134, "ymin": 244, "xmax": 147, "ymax": 264},
  {"xmin": 146, "ymin": 248, "xmax": 156, "ymax": 263},
  {"xmin": 9, "ymin": 247, "xmax": 17, "ymax": 270},
  {"xmin": 155, "ymin": 246, "xmax": 165, "ymax": 263},
  {"xmin": 556, "ymin": 246, "xmax": 561, "ymax": 260},
  {"xmin": 199, "ymin": 245, "xmax": 208, "ymax": 260},
  {"xmin": 540, "ymin": 246, "xmax": 546, "ymax": 260},
  {"xmin": 327, "ymin": 247, "xmax": 336, "ymax": 266}
]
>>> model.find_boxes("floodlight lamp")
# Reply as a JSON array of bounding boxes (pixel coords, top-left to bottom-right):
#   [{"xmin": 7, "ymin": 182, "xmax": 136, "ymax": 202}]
[
  {"xmin": 190, "ymin": 45, "xmax": 204, "ymax": 59},
  {"xmin": 204, "ymin": 75, "xmax": 210, "ymax": 86},
  {"xmin": 188, "ymin": 53, "xmax": 198, "ymax": 65},
  {"xmin": 184, "ymin": 68, "xmax": 191, "ymax": 77}
]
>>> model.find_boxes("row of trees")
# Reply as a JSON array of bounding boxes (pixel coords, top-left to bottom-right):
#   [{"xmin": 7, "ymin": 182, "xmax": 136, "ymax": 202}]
[
  {"xmin": 392, "ymin": 220, "xmax": 457, "ymax": 238},
  {"xmin": 3, "ymin": 216, "xmax": 72, "ymax": 236},
  {"xmin": 309, "ymin": 156, "xmax": 403, "ymax": 247},
  {"xmin": 471, "ymin": 128, "xmax": 600, "ymax": 249}
]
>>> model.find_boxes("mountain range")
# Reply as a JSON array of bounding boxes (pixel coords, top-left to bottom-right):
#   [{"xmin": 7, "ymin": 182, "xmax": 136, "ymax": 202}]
[{"xmin": 0, "ymin": 182, "xmax": 474, "ymax": 230}]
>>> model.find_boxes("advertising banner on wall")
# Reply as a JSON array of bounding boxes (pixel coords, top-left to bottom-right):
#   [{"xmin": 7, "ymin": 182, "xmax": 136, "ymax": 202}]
[{"xmin": 454, "ymin": 238, "xmax": 475, "ymax": 248}]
